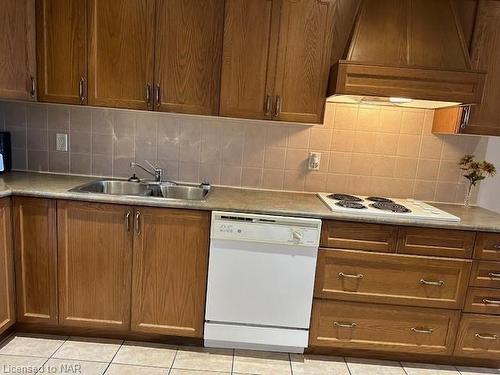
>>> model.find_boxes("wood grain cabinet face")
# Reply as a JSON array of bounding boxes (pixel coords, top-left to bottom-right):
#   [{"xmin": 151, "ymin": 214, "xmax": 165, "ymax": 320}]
[
  {"xmin": 219, "ymin": 0, "xmax": 280, "ymax": 120},
  {"xmin": 474, "ymin": 233, "xmax": 500, "ymax": 261},
  {"xmin": 0, "ymin": 199, "xmax": 15, "ymax": 335},
  {"xmin": 36, "ymin": 0, "xmax": 87, "ymax": 104},
  {"xmin": 310, "ymin": 299, "xmax": 460, "ymax": 355},
  {"xmin": 455, "ymin": 314, "xmax": 500, "ymax": 358},
  {"xmin": 154, "ymin": 0, "xmax": 224, "ymax": 115},
  {"xmin": 0, "ymin": 0, "xmax": 36, "ymax": 100},
  {"xmin": 470, "ymin": 261, "xmax": 500, "ymax": 289},
  {"xmin": 397, "ymin": 227, "xmax": 476, "ymax": 259},
  {"xmin": 57, "ymin": 201, "xmax": 133, "ymax": 330},
  {"xmin": 131, "ymin": 207, "xmax": 209, "ymax": 338},
  {"xmin": 320, "ymin": 221, "xmax": 399, "ymax": 252},
  {"xmin": 314, "ymin": 249, "xmax": 471, "ymax": 309},
  {"xmin": 465, "ymin": 288, "xmax": 500, "ymax": 315},
  {"xmin": 273, "ymin": 0, "xmax": 335, "ymax": 123},
  {"xmin": 88, "ymin": 0, "xmax": 155, "ymax": 110},
  {"xmin": 13, "ymin": 197, "xmax": 58, "ymax": 324}
]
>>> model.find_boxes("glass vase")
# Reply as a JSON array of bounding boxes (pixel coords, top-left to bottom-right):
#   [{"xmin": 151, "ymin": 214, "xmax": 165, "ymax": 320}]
[{"xmin": 464, "ymin": 183, "xmax": 474, "ymax": 208}]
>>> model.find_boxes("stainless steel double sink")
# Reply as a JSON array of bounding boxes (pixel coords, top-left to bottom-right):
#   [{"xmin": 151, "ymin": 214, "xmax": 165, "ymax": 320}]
[{"xmin": 70, "ymin": 180, "xmax": 210, "ymax": 201}]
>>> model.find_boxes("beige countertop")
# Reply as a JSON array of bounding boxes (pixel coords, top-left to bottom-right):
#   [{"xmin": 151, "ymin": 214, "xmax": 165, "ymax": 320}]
[{"xmin": 0, "ymin": 171, "xmax": 499, "ymax": 233}]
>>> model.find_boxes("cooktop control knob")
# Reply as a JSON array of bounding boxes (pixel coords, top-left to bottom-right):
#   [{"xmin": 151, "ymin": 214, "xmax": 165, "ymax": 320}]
[{"xmin": 292, "ymin": 230, "xmax": 304, "ymax": 242}]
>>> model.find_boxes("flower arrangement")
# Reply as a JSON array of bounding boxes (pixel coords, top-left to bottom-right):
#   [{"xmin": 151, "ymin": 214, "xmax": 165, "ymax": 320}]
[{"xmin": 459, "ymin": 154, "xmax": 496, "ymax": 208}]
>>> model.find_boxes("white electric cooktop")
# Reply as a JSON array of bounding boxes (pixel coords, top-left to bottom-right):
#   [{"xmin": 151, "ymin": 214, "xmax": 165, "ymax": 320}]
[{"xmin": 318, "ymin": 193, "xmax": 461, "ymax": 222}]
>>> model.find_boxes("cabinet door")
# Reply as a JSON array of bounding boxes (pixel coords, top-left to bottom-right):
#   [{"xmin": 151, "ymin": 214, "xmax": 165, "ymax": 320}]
[
  {"xmin": 36, "ymin": 0, "xmax": 87, "ymax": 104},
  {"xmin": 219, "ymin": 0, "xmax": 281, "ymax": 120},
  {"xmin": 273, "ymin": 0, "xmax": 335, "ymax": 123},
  {"xmin": 132, "ymin": 207, "xmax": 209, "ymax": 338},
  {"xmin": 88, "ymin": 0, "xmax": 155, "ymax": 109},
  {"xmin": 154, "ymin": 0, "xmax": 224, "ymax": 115},
  {"xmin": 58, "ymin": 201, "xmax": 133, "ymax": 330},
  {"xmin": 0, "ymin": 199, "xmax": 15, "ymax": 335},
  {"xmin": 465, "ymin": 1, "xmax": 500, "ymax": 136},
  {"xmin": 13, "ymin": 197, "xmax": 58, "ymax": 324},
  {"xmin": 0, "ymin": 0, "xmax": 36, "ymax": 100}
]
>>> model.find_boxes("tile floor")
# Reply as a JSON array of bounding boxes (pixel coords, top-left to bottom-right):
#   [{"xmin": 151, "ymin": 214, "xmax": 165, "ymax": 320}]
[{"xmin": 0, "ymin": 334, "xmax": 498, "ymax": 375}]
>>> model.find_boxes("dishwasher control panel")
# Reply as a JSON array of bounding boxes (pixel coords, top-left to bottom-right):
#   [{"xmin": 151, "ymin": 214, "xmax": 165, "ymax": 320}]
[{"xmin": 211, "ymin": 211, "xmax": 321, "ymax": 246}]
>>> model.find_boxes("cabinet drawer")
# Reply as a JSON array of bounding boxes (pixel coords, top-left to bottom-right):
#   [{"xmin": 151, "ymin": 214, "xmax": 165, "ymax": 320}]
[
  {"xmin": 470, "ymin": 261, "xmax": 500, "ymax": 289},
  {"xmin": 397, "ymin": 227, "xmax": 475, "ymax": 258},
  {"xmin": 474, "ymin": 233, "xmax": 500, "ymax": 261},
  {"xmin": 314, "ymin": 249, "xmax": 471, "ymax": 309},
  {"xmin": 455, "ymin": 314, "xmax": 500, "ymax": 359},
  {"xmin": 320, "ymin": 221, "xmax": 398, "ymax": 252},
  {"xmin": 465, "ymin": 288, "xmax": 500, "ymax": 315},
  {"xmin": 310, "ymin": 299, "xmax": 459, "ymax": 355}
]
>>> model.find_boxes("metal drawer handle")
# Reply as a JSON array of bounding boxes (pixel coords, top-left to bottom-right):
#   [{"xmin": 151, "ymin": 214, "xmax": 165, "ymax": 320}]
[
  {"xmin": 334, "ymin": 321, "xmax": 357, "ymax": 328},
  {"xmin": 494, "ymin": 243, "xmax": 500, "ymax": 250},
  {"xmin": 483, "ymin": 299, "xmax": 500, "ymax": 306},
  {"xmin": 411, "ymin": 327, "xmax": 434, "ymax": 335},
  {"xmin": 488, "ymin": 272, "xmax": 500, "ymax": 280},
  {"xmin": 475, "ymin": 333, "xmax": 498, "ymax": 340},
  {"xmin": 339, "ymin": 272, "xmax": 364, "ymax": 279},
  {"xmin": 420, "ymin": 279, "xmax": 444, "ymax": 286}
]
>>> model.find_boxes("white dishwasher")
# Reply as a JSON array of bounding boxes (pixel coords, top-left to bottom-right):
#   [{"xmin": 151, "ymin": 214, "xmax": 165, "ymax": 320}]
[{"xmin": 204, "ymin": 211, "xmax": 321, "ymax": 353}]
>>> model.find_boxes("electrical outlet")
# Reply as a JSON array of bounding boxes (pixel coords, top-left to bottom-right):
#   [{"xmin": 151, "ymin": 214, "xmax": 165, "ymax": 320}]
[
  {"xmin": 308, "ymin": 152, "xmax": 321, "ymax": 171},
  {"xmin": 56, "ymin": 133, "xmax": 68, "ymax": 152}
]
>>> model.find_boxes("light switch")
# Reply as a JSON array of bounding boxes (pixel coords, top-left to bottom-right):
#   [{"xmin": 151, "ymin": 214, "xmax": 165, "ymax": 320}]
[
  {"xmin": 308, "ymin": 152, "xmax": 321, "ymax": 171},
  {"xmin": 56, "ymin": 133, "xmax": 68, "ymax": 152}
]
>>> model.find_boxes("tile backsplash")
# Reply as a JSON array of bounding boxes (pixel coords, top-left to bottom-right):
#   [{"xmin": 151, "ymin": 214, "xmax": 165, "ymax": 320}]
[{"xmin": 0, "ymin": 100, "xmax": 489, "ymax": 203}]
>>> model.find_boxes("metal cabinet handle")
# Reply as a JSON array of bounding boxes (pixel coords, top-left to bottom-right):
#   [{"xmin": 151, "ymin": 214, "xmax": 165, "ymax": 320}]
[
  {"xmin": 264, "ymin": 94, "xmax": 272, "ymax": 116},
  {"xmin": 29, "ymin": 76, "xmax": 36, "ymax": 98},
  {"xmin": 411, "ymin": 327, "xmax": 434, "ymax": 335},
  {"xmin": 475, "ymin": 333, "xmax": 498, "ymax": 340},
  {"xmin": 125, "ymin": 211, "xmax": 131, "ymax": 232},
  {"xmin": 273, "ymin": 95, "xmax": 282, "ymax": 118},
  {"xmin": 494, "ymin": 243, "xmax": 500, "ymax": 250},
  {"xmin": 483, "ymin": 299, "xmax": 500, "ymax": 306},
  {"xmin": 339, "ymin": 272, "xmax": 364, "ymax": 279},
  {"xmin": 420, "ymin": 279, "xmax": 444, "ymax": 286},
  {"xmin": 155, "ymin": 84, "xmax": 161, "ymax": 107},
  {"xmin": 145, "ymin": 84, "xmax": 152, "ymax": 106},
  {"xmin": 334, "ymin": 321, "xmax": 357, "ymax": 328},
  {"xmin": 460, "ymin": 105, "xmax": 471, "ymax": 129},
  {"xmin": 488, "ymin": 272, "xmax": 500, "ymax": 280},
  {"xmin": 79, "ymin": 77, "xmax": 85, "ymax": 104},
  {"xmin": 135, "ymin": 210, "xmax": 141, "ymax": 235}
]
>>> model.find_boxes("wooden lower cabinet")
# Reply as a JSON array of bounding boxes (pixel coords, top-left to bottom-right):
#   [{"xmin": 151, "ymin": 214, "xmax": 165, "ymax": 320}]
[
  {"xmin": 13, "ymin": 197, "xmax": 58, "ymax": 324},
  {"xmin": 470, "ymin": 261, "xmax": 500, "ymax": 289},
  {"xmin": 315, "ymin": 249, "xmax": 471, "ymax": 309},
  {"xmin": 131, "ymin": 207, "xmax": 209, "ymax": 338},
  {"xmin": 474, "ymin": 233, "xmax": 500, "ymax": 261},
  {"xmin": 464, "ymin": 288, "xmax": 500, "ymax": 315},
  {"xmin": 455, "ymin": 314, "xmax": 500, "ymax": 358},
  {"xmin": 0, "ymin": 198, "xmax": 15, "ymax": 335},
  {"xmin": 310, "ymin": 299, "xmax": 460, "ymax": 355},
  {"xmin": 57, "ymin": 201, "xmax": 133, "ymax": 330}
]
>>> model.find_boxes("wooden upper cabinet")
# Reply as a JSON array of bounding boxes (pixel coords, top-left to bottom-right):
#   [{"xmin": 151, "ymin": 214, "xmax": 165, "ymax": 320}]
[
  {"xmin": 88, "ymin": 0, "xmax": 155, "ymax": 110},
  {"xmin": 57, "ymin": 201, "xmax": 133, "ymax": 330},
  {"xmin": 219, "ymin": 0, "xmax": 280, "ymax": 120},
  {"xmin": 13, "ymin": 197, "xmax": 58, "ymax": 324},
  {"xmin": 132, "ymin": 207, "xmax": 209, "ymax": 338},
  {"xmin": 154, "ymin": 0, "xmax": 224, "ymax": 115},
  {"xmin": 273, "ymin": 0, "xmax": 335, "ymax": 123},
  {"xmin": 0, "ymin": 0, "xmax": 36, "ymax": 100},
  {"xmin": 0, "ymin": 199, "xmax": 15, "ymax": 335},
  {"xmin": 465, "ymin": 0, "xmax": 500, "ymax": 136},
  {"xmin": 36, "ymin": 0, "xmax": 87, "ymax": 104}
]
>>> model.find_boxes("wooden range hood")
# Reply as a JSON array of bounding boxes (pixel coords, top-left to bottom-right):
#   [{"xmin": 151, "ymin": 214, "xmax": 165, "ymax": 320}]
[{"xmin": 329, "ymin": 0, "xmax": 486, "ymax": 108}]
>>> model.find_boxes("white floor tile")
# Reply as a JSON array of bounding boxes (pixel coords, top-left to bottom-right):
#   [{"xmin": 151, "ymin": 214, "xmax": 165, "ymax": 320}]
[
  {"xmin": 290, "ymin": 354, "xmax": 350, "ymax": 374},
  {"xmin": 233, "ymin": 350, "xmax": 291, "ymax": 375},
  {"xmin": 53, "ymin": 337, "xmax": 122, "ymax": 363},
  {"xmin": 346, "ymin": 357, "xmax": 406, "ymax": 375},
  {"xmin": 402, "ymin": 362, "xmax": 461, "ymax": 375},
  {"xmin": 170, "ymin": 370, "xmax": 231, "ymax": 375},
  {"xmin": 0, "ymin": 335, "xmax": 66, "ymax": 358},
  {"xmin": 173, "ymin": 347, "xmax": 233, "ymax": 372},
  {"xmin": 457, "ymin": 367, "xmax": 500, "ymax": 375},
  {"xmin": 112, "ymin": 341, "xmax": 176, "ymax": 368},
  {"xmin": 105, "ymin": 363, "xmax": 169, "ymax": 374},
  {"xmin": 0, "ymin": 354, "xmax": 46, "ymax": 374},
  {"xmin": 42, "ymin": 358, "xmax": 108, "ymax": 375}
]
